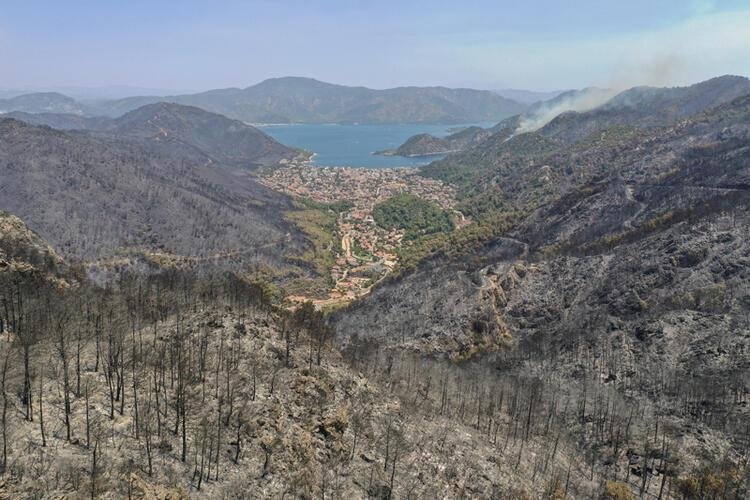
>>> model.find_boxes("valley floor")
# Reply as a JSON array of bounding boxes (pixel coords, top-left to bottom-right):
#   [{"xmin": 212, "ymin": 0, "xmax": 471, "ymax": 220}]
[{"xmin": 259, "ymin": 164, "xmax": 465, "ymax": 308}]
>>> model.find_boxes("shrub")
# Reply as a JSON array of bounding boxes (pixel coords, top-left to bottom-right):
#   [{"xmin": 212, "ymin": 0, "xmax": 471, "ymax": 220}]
[{"xmin": 601, "ymin": 481, "xmax": 634, "ymax": 500}]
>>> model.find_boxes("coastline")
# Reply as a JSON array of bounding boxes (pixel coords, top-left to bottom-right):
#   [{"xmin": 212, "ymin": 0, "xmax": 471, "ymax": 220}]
[
  {"xmin": 373, "ymin": 148, "xmax": 452, "ymax": 159},
  {"xmin": 258, "ymin": 122, "xmax": 487, "ymax": 168}
]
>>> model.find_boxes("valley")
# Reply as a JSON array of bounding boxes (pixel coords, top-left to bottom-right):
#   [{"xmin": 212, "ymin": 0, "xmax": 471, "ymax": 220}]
[{"xmin": 0, "ymin": 71, "xmax": 749, "ymax": 498}]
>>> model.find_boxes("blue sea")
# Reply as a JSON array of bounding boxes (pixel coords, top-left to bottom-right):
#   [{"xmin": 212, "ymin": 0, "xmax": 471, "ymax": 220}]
[{"xmin": 258, "ymin": 122, "xmax": 494, "ymax": 168}]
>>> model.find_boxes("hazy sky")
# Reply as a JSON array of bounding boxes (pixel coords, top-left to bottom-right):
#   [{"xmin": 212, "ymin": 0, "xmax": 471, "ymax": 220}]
[{"xmin": 1, "ymin": 0, "xmax": 749, "ymax": 92}]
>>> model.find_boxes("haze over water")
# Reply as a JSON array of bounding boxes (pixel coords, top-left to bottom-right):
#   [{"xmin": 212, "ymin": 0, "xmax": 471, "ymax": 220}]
[{"xmin": 258, "ymin": 122, "xmax": 494, "ymax": 168}]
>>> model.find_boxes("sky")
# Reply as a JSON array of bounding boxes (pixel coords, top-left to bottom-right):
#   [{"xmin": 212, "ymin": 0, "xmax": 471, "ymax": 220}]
[{"xmin": 1, "ymin": 0, "xmax": 749, "ymax": 93}]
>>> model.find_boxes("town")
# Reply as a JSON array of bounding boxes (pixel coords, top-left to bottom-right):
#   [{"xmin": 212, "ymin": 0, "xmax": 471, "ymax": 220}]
[{"xmin": 259, "ymin": 164, "xmax": 463, "ymax": 307}]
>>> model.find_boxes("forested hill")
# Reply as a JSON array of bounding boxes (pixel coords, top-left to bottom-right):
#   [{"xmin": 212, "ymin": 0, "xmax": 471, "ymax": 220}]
[{"xmin": 376, "ymin": 126, "xmax": 491, "ymax": 157}]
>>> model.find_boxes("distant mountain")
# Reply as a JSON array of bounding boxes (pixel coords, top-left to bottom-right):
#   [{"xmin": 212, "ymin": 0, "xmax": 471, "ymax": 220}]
[
  {"xmin": 1, "ymin": 111, "xmax": 109, "ymax": 130},
  {"xmin": 494, "ymin": 88, "xmax": 567, "ymax": 105},
  {"xmin": 1, "ymin": 78, "xmax": 529, "ymax": 124},
  {"xmin": 0, "ymin": 90, "xmax": 27, "ymax": 99},
  {"xmin": 93, "ymin": 77, "xmax": 528, "ymax": 124},
  {"xmin": 56, "ymin": 85, "xmax": 195, "ymax": 100},
  {"xmin": 3, "ymin": 102, "xmax": 302, "ymax": 169},
  {"xmin": 0, "ymin": 117, "xmax": 305, "ymax": 264},
  {"xmin": 1, "ymin": 86, "xmax": 192, "ymax": 100},
  {"xmin": 0, "ymin": 92, "xmax": 91, "ymax": 115}
]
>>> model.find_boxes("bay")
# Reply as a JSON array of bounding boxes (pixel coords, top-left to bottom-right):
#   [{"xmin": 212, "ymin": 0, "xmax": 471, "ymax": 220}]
[{"xmin": 258, "ymin": 122, "xmax": 494, "ymax": 168}]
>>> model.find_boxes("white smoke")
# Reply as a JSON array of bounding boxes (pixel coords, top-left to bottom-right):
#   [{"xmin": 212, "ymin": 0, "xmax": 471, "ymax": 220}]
[
  {"xmin": 514, "ymin": 53, "xmax": 691, "ymax": 134},
  {"xmin": 515, "ymin": 87, "xmax": 618, "ymax": 133}
]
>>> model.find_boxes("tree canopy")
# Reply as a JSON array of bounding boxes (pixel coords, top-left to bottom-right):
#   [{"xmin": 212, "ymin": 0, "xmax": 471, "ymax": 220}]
[{"xmin": 372, "ymin": 193, "xmax": 454, "ymax": 240}]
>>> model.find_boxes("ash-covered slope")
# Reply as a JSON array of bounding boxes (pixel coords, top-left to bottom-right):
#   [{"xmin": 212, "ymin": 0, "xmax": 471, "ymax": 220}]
[
  {"xmin": 0, "ymin": 211, "xmax": 66, "ymax": 273},
  {"xmin": 333, "ymin": 93, "xmax": 750, "ymax": 487},
  {"xmin": 0, "ymin": 214, "xmax": 613, "ymax": 499},
  {"xmin": 103, "ymin": 102, "xmax": 301, "ymax": 169},
  {"xmin": 3, "ymin": 102, "xmax": 301, "ymax": 169},
  {"xmin": 383, "ymin": 76, "xmax": 747, "ymax": 160},
  {"xmin": 0, "ymin": 118, "xmax": 304, "ymax": 264},
  {"xmin": 339, "ymin": 93, "xmax": 750, "ymax": 351},
  {"xmin": 528, "ymin": 75, "xmax": 750, "ymax": 143},
  {"xmin": 423, "ymin": 76, "xmax": 750, "ymax": 207}
]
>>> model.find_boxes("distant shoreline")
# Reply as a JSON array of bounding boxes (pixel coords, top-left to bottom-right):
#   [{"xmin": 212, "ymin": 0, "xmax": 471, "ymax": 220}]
[{"xmin": 373, "ymin": 149, "xmax": 452, "ymax": 159}]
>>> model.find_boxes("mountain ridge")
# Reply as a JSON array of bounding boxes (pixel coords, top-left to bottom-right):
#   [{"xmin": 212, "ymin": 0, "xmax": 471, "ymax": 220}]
[
  {"xmin": 4, "ymin": 77, "xmax": 528, "ymax": 124},
  {"xmin": 422, "ymin": 75, "xmax": 750, "ymax": 191},
  {"xmin": 383, "ymin": 76, "xmax": 750, "ymax": 159}
]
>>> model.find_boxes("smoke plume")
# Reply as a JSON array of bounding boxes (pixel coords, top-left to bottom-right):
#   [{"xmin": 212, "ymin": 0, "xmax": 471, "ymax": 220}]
[{"xmin": 515, "ymin": 87, "xmax": 617, "ymax": 133}]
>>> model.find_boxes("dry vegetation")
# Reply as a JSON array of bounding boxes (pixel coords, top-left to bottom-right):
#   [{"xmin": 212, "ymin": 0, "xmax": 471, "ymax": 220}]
[{"xmin": 0, "ymin": 264, "xmax": 624, "ymax": 499}]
